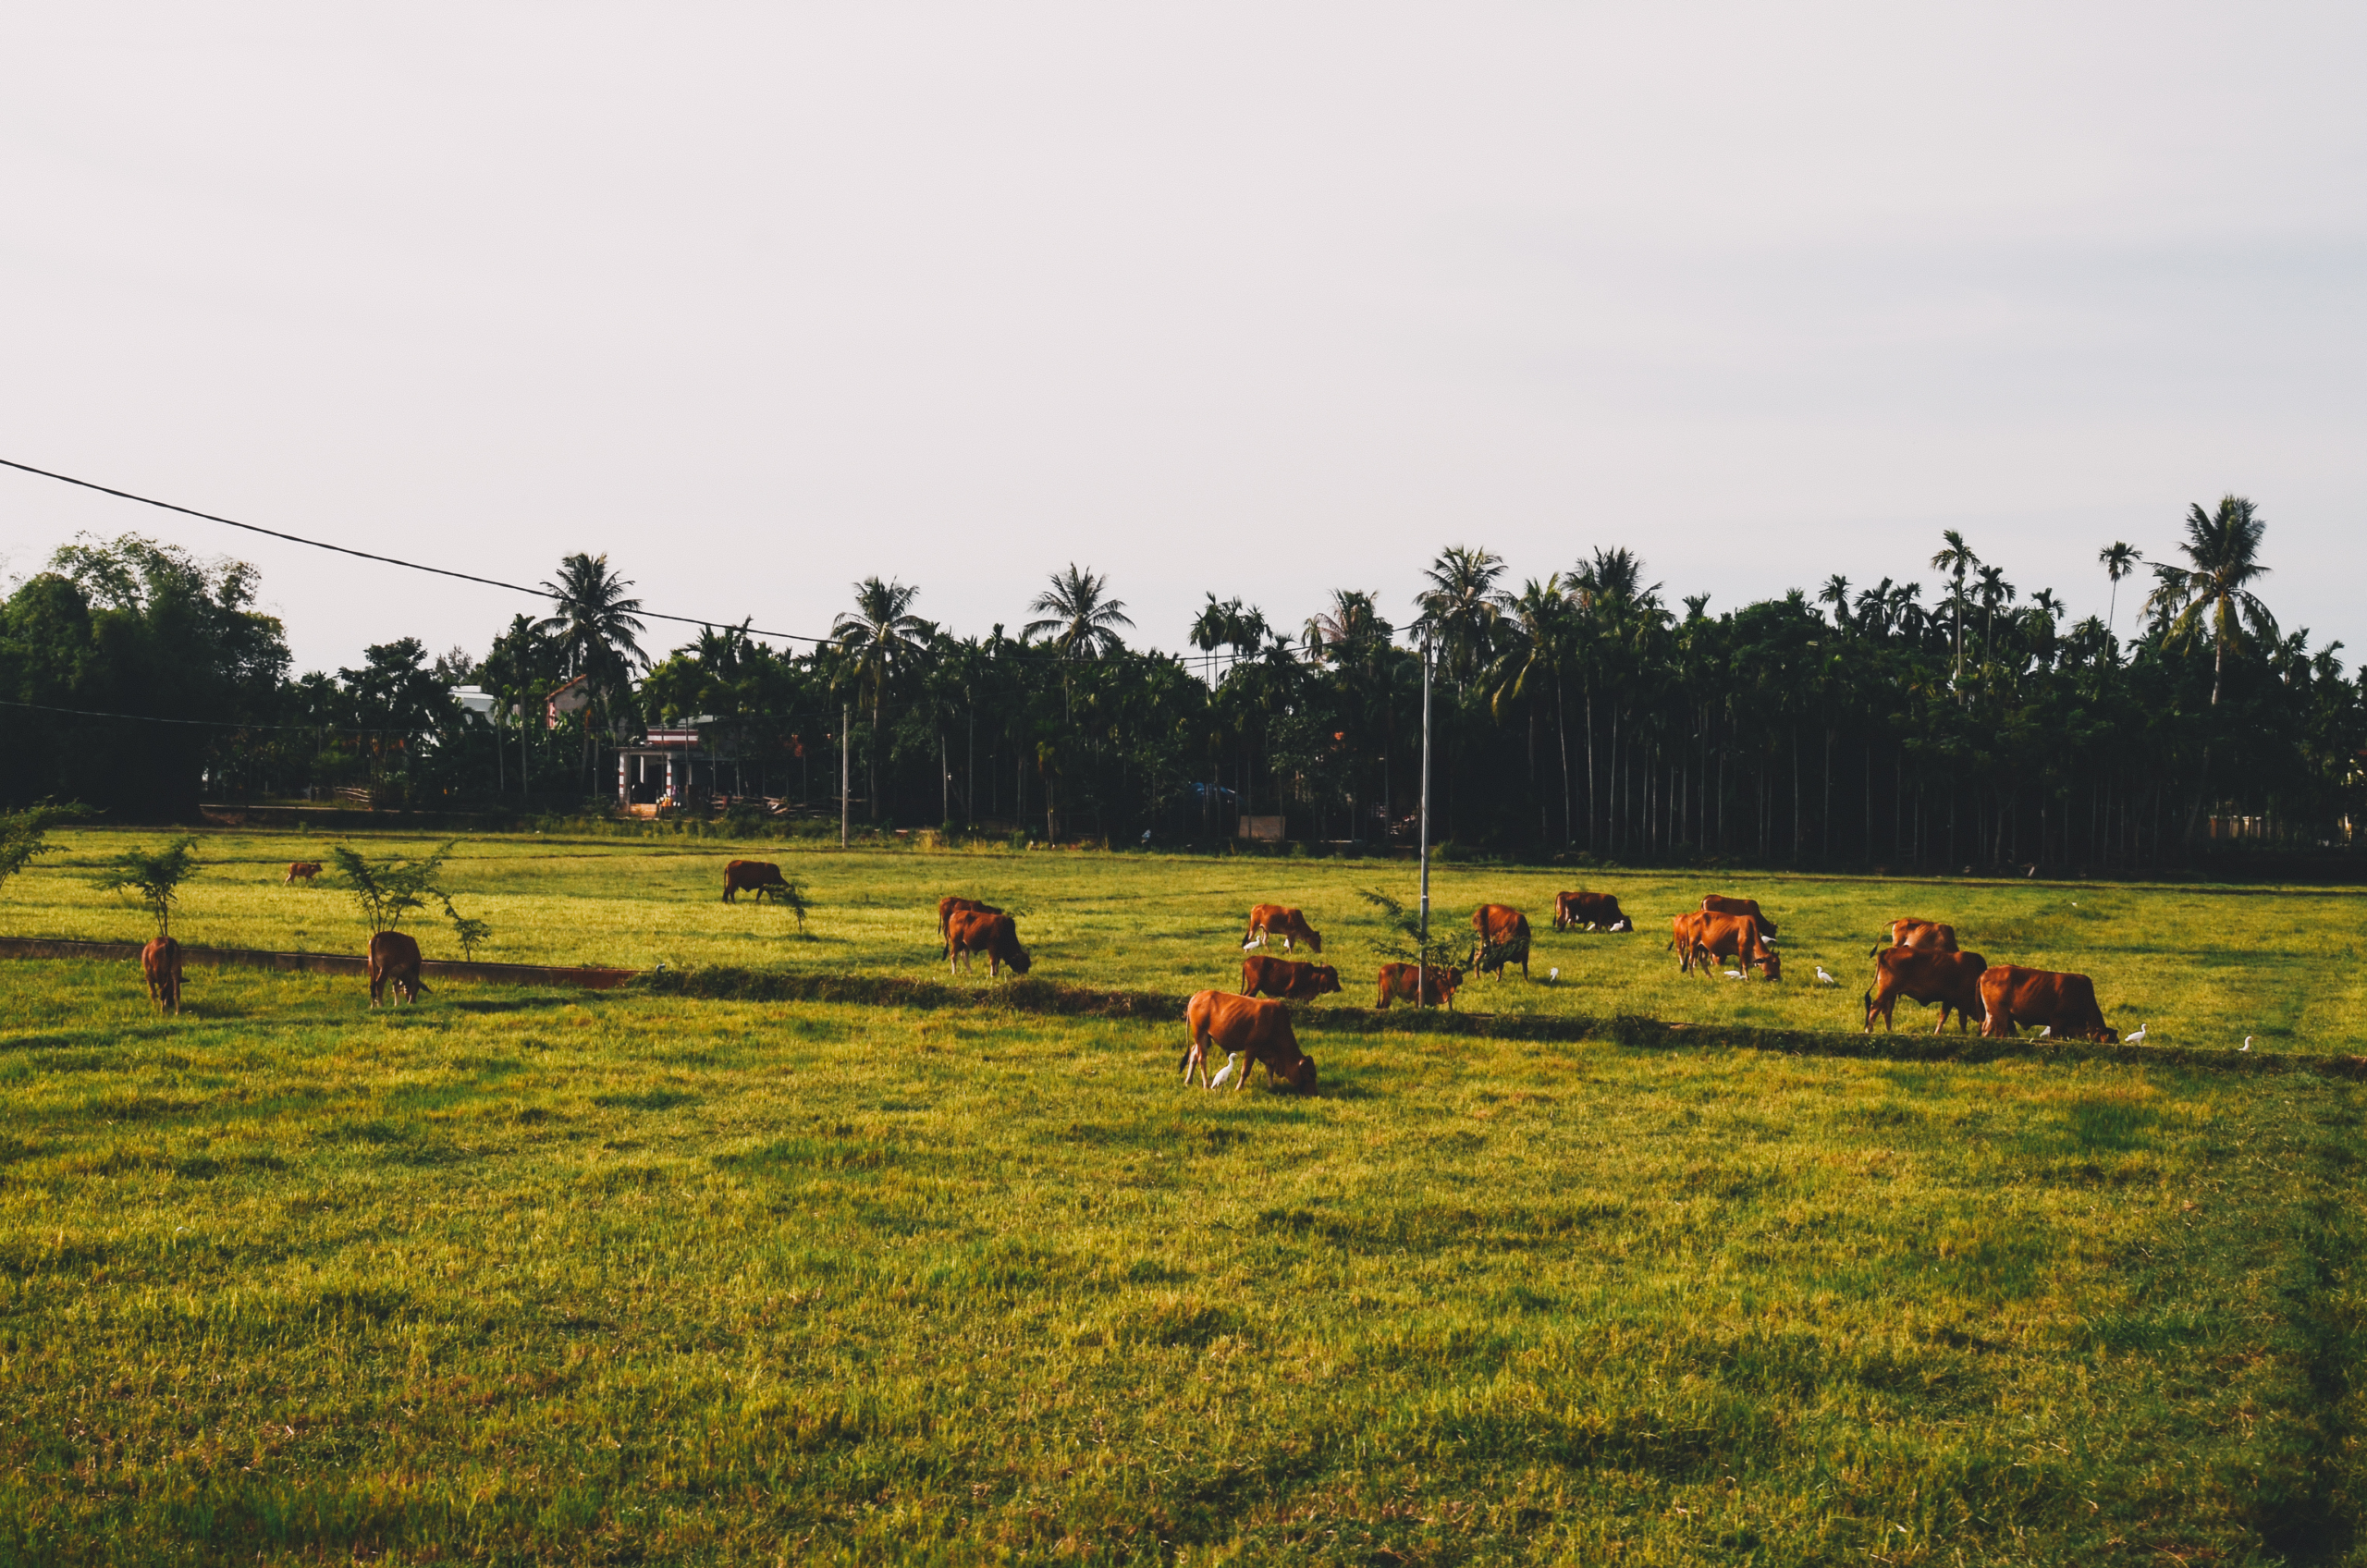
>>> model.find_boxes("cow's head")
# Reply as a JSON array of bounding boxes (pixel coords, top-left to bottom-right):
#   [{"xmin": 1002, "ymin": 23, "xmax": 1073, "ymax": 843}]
[
  {"xmin": 1312, "ymin": 965, "xmax": 1342, "ymax": 995},
  {"xmin": 1005, "ymin": 943, "xmax": 1033, "ymax": 975},
  {"xmin": 1303, "ymin": 928, "xmax": 1322, "ymax": 954},
  {"xmin": 1757, "ymin": 949, "xmax": 1782, "ymax": 981},
  {"xmin": 1281, "ymin": 1054, "xmax": 1318, "ymax": 1093}
]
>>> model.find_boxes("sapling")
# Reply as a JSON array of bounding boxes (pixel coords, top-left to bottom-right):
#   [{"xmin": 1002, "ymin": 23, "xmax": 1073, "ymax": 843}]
[{"xmin": 92, "ymin": 836, "xmax": 201, "ymax": 939}]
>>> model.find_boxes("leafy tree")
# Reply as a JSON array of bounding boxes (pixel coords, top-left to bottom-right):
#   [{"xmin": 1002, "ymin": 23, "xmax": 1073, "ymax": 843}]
[
  {"xmin": 327, "ymin": 840, "xmax": 491, "ymax": 955},
  {"xmin": 0, "ymin": 802, "xmax": 90, "ymax": 893},
  {"xmin": 92, "ymin": 837, "xmax": 200, "ymax": 938}
]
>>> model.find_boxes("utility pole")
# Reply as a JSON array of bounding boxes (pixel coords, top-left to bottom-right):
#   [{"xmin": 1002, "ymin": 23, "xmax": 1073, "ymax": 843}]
[
  {"xmin": 840, "ymin": 704, "xmax": 851, "ymax": 850},
  {"xmin": 1417, "ymin": 636, "xmax": 1433, "ymax": 1001}
]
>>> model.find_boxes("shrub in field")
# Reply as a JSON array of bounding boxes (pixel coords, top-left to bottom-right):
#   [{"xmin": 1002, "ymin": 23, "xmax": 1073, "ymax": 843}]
[
  {"xmin": 328, "ymin": 840, "xmax": 493, "ymax": 958},
  {"xmin": 90, "ymin": 836, "xmax": 201, "ymax": 938},
  {"xmin": 0, "ymin": 802, "xmax": 89, "ymax": 894},
  {"xmin": 1358, "ymin": 886, "xmax": 1465, "ymax": 982}
]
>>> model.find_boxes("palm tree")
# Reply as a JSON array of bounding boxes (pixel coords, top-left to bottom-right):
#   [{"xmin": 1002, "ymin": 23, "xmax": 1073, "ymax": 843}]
[
  {"xmin": 1973, "ymin": 564, "xmax": 2016, "ymax": 664},
  {"xmin": 1928, "ymin": 530, "xmax": 1979, "ymax": 689},
  {"xmin": 1025, "ymin": 565, "xmax": 1134, "ymax": 661},
  {"xmin": 1412, "ymin": 545, "xmax": 1507, "ymax": 684},
  {"xmin": 535, "ymin": 553, "xmax": 649, "ymax": 789},
  {"xmin": 2148, "ymin": 496, "xmax": 2275, "ymax": 709},
  {"xmin": 831, "ymin": 577, "xmax": 930, "ymax": 822},
  {"xmin": 1818, "ymin": 574, "xmax": 1851, "ymax": 630},
  {"xmin": 2098, "ymin": 542, "xmax": 2141, "ymax": 635},
  {"xmin": 1491, "ymin": 577, "xmax": 1578, "ymax": 843}
]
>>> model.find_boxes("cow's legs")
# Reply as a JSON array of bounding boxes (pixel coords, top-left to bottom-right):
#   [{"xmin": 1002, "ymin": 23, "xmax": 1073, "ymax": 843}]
[{"xmin": 1232, "ymin": 1052, "xmax": 1250, "ymax": 1092}]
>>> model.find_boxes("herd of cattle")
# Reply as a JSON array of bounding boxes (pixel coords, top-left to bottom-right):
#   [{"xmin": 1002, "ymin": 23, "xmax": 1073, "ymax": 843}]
[{"xmin": 127, "ymin": 858, "xmax": 2122, "ymax": 1095}]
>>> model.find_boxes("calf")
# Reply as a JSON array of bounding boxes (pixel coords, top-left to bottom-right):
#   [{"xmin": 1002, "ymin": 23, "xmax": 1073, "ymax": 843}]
[
  {"xmin": 721, "ymin": 859, "xmax": 791, "ymax": 903},
  {"xmin": 367, "ymin": 930, "xmax": 428, "ymax": 1008},
  {"xmin": 284, "ymin": 861, "xmax": 323, "ymax": 886},
  {"xmin": 1376, "ymin": 962, "xmax": 1461, "ymax": 1010},
  {"xmin": 1553, "ymin": 890, "xmax": 1630, "ymax": 932},
  {"xmin": 1181, "ymin": 990, "xmax": 1317, "ymax": 1093},
  {"xmin": 938, "ymin": 895, "xmax": 1003, "ymax": 938},
  {"xmin": 1864, "ymin": 946, "xmax": 1987, "ymax": 1034},
  {"xmin": 1242, "ymin": 903, "xmax": 1322, "ymax": 953},
  {"xmin": 1701, "ymin": 894, "xmax": 1777, "ymax": 938},
  {"xmin": 948, "ymin": 910, "xmax": 1032, "ymax": 977},
  {"xmin": 1468, "ymin": 904, "xmax": 1531, "ymax": 977},
  {"xmin": 1239, "ymin": 955, "xmax": 1343, "ymax": 1002},
  {"xmin": 1979, "ymin": 965, "xmax": 2117, "ymax": 1043},
  {"xmin": 141, "ymin": 936, "xmax": 183, "ymax": 1015}
]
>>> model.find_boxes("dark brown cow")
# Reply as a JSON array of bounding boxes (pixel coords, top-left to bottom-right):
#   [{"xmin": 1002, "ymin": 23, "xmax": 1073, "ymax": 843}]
[
  {"xmin": 1872, "ymin": 917, "xmax": 1957, "ymax": 956},
  {"xmin": 1674, "ymin": 912, "xmax": 1780, "ymax": 979},
  {"xmin": 141, "ymin": 936, "xmax": 183, "ymax": 1014},
  {"xmin": 1864, "ymin": 946, "xmax": 1987, "ymax": 1034},
  {"xmin": 938, "ymin": 895, "xmax": 1003, "ymax": 938},
  {"xmin": 367, "ymin": 930, "xmax": 428, "ymax": 1008},
  {"xmin": 284, "ymin": 861, "xmax": 322, "ymax": 886},
  {"xmin": 1979, "ymin": 965, "xmax": 2117, "ymax": 1043},
  {"xmin": 721, "ymin": 860, "xmax": 791, "ymax": 903},
  {"xmin": 1553, "ymin": 890, "xmax": 1631, "ymax": 932},
  {"xmin": 1181, "ymin": 989, "xmax": 1318, "ymax": 1093},
  {"xmin": 1700, "ymin": 894, "xmax": 1777, "ymax": 938},
  {"xmin": 1241, "ymin": 904, "xmax": 1322, "ymax": 953},
  {"xmin": 948, "ymin": 911, "xmax": 1032, "ymax": 977},
  {"xmin": 1468, "ymin": 904, "xmax": 1531, "ymax": 977},
  {"xmin": 1239, "ymin": 955, "xmax": 1343, "ymax": 1001},
  {"xmin": 1376, "ymin": 962, "xmax": 1462, "ymax": 1010}
]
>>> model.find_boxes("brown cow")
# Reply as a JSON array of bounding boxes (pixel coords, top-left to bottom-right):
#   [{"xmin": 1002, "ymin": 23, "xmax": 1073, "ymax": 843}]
[
  {"xmin": 1873, "ymin": 918, "xmax": 1957, "ymax": 956},
  {"xmin": 1181, "ymin": 989, "xmax": 1318, "ymax": 1093},
  {"xmin": 1700, "ymin": 894, "xmax": 1777, "ymax": 938},
  {"xmin": 1553, "ymin": 890, "xmax": 1631, "ymax": 932},
  {"xmin": 1239, "ymin": 955, "xmax": 1343, "ymax": 1001},
  {"xmin": 1468, "ymin": 904, "xmax": 1531, "ymax": 977},
  {"xmin": 1674, "ymin": 912, "xmax": 1780, "ymax": 979},
  {"xmin": 938, "ymin": 895, "xmax": 1003, "ymax": 938},
  {"xmin": 284, "ymin": 861, "xmax": 322, "ymax": 886},
  {"xmin": 1864, "ymin": 946, "xmax": 1987, "ymax": 1034},
  {"xmin": 141, "ymin": 936, "xmax": 183, "ymax": 1014},
  {"xmin": 1241, "ymin": 903, "xmax": 1322, "ymax": 953},
  {"xmin": 1979, "ymin": 965, "xmax": 2117, "ymax": 1043},
  {"xmin": 721, "ymin": 860, "xmax": 791, "ymax": 903},
  {"xmin": 1376, "ymin": 962, "xmax": 1462, "ymax": 1009},
  {"xmin": 367, "ymin": 930, "xmax": 428, "ymax": 1008},
  {"xmin": 948, "ymin": 910, "xmax": 1032, "ymax": 977}
]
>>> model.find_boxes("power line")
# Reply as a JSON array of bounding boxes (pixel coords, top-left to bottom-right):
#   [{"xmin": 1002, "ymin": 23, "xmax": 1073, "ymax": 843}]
[
  {"xmin": 0, "ymin": 457, "xmax": 832, "ymax": 645},
  {"xmin": 0, "ymin": 695, "xmax": 411, "ymax": 734}
]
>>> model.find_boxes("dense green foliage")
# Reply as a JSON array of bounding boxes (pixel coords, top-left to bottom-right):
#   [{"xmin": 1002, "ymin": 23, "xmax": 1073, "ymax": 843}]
[{"xmin": 6, "ymin": 501, "xmax": 2361, "ymax": 868}]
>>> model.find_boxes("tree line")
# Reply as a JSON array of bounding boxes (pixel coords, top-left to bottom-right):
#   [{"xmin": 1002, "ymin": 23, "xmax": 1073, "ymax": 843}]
[{"xmin": 2, "ymin": 497, "xmax": 2360, "ymax": 868}]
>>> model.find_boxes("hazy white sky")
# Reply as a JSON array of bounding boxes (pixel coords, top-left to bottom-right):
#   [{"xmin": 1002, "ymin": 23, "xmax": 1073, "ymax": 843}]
[{"xmin": 4, "ymin": 3, "xmax": 2361, "ymax": 674}]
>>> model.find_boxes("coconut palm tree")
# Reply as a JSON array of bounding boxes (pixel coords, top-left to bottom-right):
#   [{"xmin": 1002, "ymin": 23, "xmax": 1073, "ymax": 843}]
[
  {"xmin": 1818, "ymin": 574, "xmax": 1852, "ymax": 630},
  {"xmin": 1973, "ymin": 564, "xmax": 2016, "ymax": 664},
  {"xmin": 1412, "ymin": 545, "xmax": 1507, "ymax": 686},
  {"xmin": 2148, "ymin": 496, "xmax": 2275, "ymax": 709},
  {"xmin": 2098, "ymin": 541, "xmax": 2141, "ymax": 635},
  {"xmin": 1928, "ymin": 530, "xmax": 1979, "ymax": 689},
  {"xmin": 1024, "ymin": 565, "xmax": 1134, "ymax": 661},
  {"xmin": 1491, "ymin": 576, "xmax": 1579, "ymax": 843},
  {"xmin": 832, "ymin": 577, "xmax": 931, "ymax": 823},
  {"xmin": 534, "ymin": 553, "xmax": 649, "ymax": 789}
]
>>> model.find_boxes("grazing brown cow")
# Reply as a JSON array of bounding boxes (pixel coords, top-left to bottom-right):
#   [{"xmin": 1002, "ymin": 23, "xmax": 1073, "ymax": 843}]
[
  {"xmin": 1468, "ymin": 904, "xmax": 1531, "ymax": 977},
  {"xmin": 1674, "ymin": 912, "xmax": 1780, "ymax": 979},
  {"xmin": 938, "ymin": 895, "xmax": 1003, "ymax": 938},
  {"xmin": 141, "ymin": 936, "xmax": 183, "ymax": 1014},
  {"xmin": 1376, "ymin": 962, "xmax": 1462, "ymax": 1009},
  {"xmin": 1241, "ymin": 903, "xmax": 1322, "ymax": 953},
  {"xmin": 1700, "ymin": 894, "xmax": 1777, "ymax": 938},
  {"xmin": 1239, "ymin": 955, "xmax": 1343, "ymax": 1001},
  {"xmin": 1979, "ymin": 965, "xmax": 2116, "ymax": 1043},
  {"xmin": 284, "ymin": 861, "xmax": 323, "ymax": 886},
  {"xmin": 721, "ymin": 860, "xmax": 791, "ymax": 903},
  {"xmin": 1864, "ymin": 946, "xmax": 1987, "ymax": 1033},
  {"xmin": 1873, "ymin": 917, "xmax": 1957, "ymax": 956},
  {"xmin": 1181, "ymin": 989, "xmax": 1318, "ymax": 1093},
  {"xmin": 367, "ymin": 930, "xmax": 428, "ymax": 1008},
  {"xmin": 1553, "ymin": 890, "xmax": 1630, "ymax": 932},
  {"xmin": 947, "ymin": 910, "xmax": 1032, "ymax": 977}
]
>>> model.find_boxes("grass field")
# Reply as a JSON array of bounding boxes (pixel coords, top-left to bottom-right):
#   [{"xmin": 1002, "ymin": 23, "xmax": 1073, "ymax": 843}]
[
  {"xmin": 8, "ymin": 826, "xmax": 2366, "ymax": 1052},
  {"xmin": 2, "ymin": 828, "xmax": 2362, "ymax": 1562}
]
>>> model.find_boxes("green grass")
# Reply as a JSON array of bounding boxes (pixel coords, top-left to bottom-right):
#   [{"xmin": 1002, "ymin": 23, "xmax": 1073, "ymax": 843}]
[
  {"xmin": 0, "ymin": 954, "xmax": 2361, "ymax": 1562},
  {"xmin": 10, "ymin": 827, "xmax": 2367, "ymax": 1051}
]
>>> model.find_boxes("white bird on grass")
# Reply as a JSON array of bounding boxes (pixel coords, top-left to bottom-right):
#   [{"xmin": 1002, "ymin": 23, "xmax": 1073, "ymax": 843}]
[
  {"xmin": 2242, "ymin": 1036, "xmax": 2254, "ymax": 1052},
  {"xmin": 1814, "ymin": 965, "xmax": 1837, "ymax": 986},
  {"xmin": 2126, "ymin": 1025, "xmax": 2148, "ymax": 1045},
  {"xmin": 1724, "ymin": 970, "xmax": 1745, "ymax": 980},
  {"xmin": 1548, "ymin": 967, "xmax": 1560, "ymax": 982},
  {"xmin": 1208, "ymin": 1055, "xmax": 1239, "ymax": 1090}
]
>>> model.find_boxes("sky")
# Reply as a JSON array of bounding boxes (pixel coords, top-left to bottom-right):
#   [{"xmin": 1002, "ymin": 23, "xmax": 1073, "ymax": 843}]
[{"xmin": 3, "ymin": 3, "xmax": 2362, "ymax": 676}]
